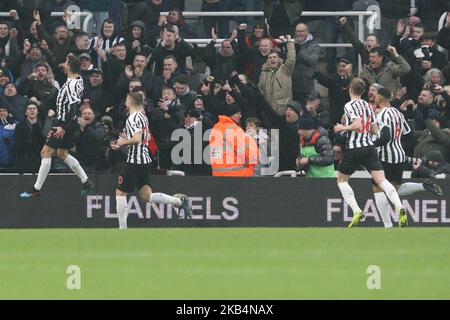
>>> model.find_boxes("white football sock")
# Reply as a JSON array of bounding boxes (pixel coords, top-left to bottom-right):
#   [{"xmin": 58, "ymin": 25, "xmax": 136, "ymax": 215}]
[
  {"xmin": 374, "ymin": 192, "xmax": 393, "ymax": 228},
  {"xmin": 64, "ymin": 155, "xmax": 88, "ymax": 184},
  {"xmin": 338, "ymin": 182, "xmax": 362, "ymax": 213},
  {"xmin": 379, "ymin": 180, "xmax": 403, "ymax": 212},
  {"xmin": 34, "ymin": 158, "xmax": 52, "ymax": 191},
  {"xmin": 116, "ymin": 196, "xmax": 128, "ymax": 229},
  {"xmin": 398, "ymin": 183, "xmax": 425, "ymax": 196},
  {"xmin": 150, "ymin": 193, "xmax": 182, "ymax": 207}
]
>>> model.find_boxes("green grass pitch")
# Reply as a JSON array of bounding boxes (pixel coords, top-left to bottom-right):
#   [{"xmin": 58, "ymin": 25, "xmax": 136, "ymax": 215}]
[{"xmin": 0, "ymin": 228, "xmax": 449, "ymax": 299}]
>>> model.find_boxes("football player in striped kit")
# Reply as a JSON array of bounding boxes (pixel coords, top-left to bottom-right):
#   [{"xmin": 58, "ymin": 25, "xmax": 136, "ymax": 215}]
[
  {"xmin": 110, "ymin": 92, "xmax": 192, "ymax": 229},
  {"xmin": 334, "ymin": 78, "xmax": 408, "ymax": 228}
]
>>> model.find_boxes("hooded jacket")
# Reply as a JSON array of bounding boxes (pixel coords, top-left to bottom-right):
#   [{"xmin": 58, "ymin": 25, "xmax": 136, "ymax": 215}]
[{"xmin": 90, "ymin": 19, "xmax": 124, "ymax": 68}]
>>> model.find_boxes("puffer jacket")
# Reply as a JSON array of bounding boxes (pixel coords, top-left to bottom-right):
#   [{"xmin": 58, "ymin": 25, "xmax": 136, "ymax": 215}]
[
  {"xmin": 301, "ymin": 127, "xmax": 334, "ymax": 167},
  {"xmin": 258, "ymin": 41, "xmax": 296, "ymax": 115},
  {"xmin": 360, "ymin": 55, "xmax": 411, "ymax": 96}
]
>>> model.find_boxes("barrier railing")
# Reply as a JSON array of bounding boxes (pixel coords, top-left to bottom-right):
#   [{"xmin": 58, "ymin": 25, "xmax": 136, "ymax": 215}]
[
  {"xmin": 163, "ymin": 10, "xmax": 377, "ymax": 70},
  {"xmin": 0, "ymin": 10, "xmax": 376, "ymax": 69}
]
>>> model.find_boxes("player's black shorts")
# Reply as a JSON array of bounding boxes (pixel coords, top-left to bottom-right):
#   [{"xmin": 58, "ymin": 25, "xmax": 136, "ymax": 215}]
[
  {"xmin": 117, "ymin": 163, "xmax": 152, "ymax": 193},
  {"xmin": 45, "ymin": 128, "xmax": 76, "ymax": 150},
  {"xmin": 371, "ymin": 162, "xmax": 404, "ymax": 185},
  {"xmin": 338, "ymin": 146, "xmax": 383, "ymax": 175}
]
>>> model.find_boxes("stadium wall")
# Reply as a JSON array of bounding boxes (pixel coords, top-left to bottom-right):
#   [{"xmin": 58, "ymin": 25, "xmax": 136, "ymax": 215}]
[{"xmin": 2, "ymin": 175, "xmax": 450, "ymax": 228}]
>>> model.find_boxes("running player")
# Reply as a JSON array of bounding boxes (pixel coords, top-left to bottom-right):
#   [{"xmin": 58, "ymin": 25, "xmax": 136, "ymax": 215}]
[
  {"xmin": 20, "ymin": 54, "xmax": 95, "ymax": 198},
  {"xmin": 334, "ymin": 78, "xmax": 408, "ymax": 228},
  {"xmin": 110, "ymin": 92, "xmax": 192, "ymax": 229},
  {"xmin": 372, "ymin": 87, "xmax": 443, "ymax": 228}
]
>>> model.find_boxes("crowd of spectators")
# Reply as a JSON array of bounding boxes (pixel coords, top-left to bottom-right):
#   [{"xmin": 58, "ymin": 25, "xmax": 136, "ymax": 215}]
[{"xmin": 0, "ymin": 0, "xmax": 449, "ymax": 178}]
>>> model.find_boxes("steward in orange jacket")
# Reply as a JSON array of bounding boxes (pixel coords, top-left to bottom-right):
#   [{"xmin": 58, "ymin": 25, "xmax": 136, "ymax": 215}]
[{"xmin": 209, "ymin": 104, "xmax": 259, "ymax": 176}]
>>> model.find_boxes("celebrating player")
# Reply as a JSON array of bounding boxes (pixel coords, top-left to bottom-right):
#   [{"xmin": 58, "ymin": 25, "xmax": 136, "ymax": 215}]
[
  {"xmin": 334, "ymin": 78, "xmax": 408, "ymax": 228},
  {"xmin": 20, "ymin": 54, "xmax": 95, "ymax": 198},
  {"xmin": 110, "ymin": 92, "xmax": 192, "ymax": 229},
  {"xmin": 372, "ymin": 87, "xmax": 443, "ymax": 228}
]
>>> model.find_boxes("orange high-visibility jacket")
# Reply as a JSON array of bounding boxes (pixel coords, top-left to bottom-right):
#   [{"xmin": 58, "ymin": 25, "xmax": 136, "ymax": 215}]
[{"xmin": 209, "ymin": 116, "xmax": 259, "ymax": 177}]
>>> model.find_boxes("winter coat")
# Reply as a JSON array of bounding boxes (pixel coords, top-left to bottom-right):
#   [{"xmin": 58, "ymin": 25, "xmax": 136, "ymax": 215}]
[
  {"xmin": 237, "ymin": 29, "xmax": 270, "ymax": 84},
  {"xmin": 36, "ymin": 22, "xmax": 72, "ymax": 65},
  {"xmin": 314, "ymin": 72, "xmax": 352, "ymax": 125},
  {"xmin": 17, "ymin": 78, "xmax": 58, "ymax": 116},
  {"xmin": 115, "ymin": 69, "xmax": 156, "ymax": 101},
  {"xmin": 90, "ymin": 19, "xmax": 124, "ymax": 69},
  {"xmin": 150, "ymin": 100, "xmax": 186, "ymax": 150},
  {"xmin": 258, "ymin": 41, "xmax": 296, "ymax": 115},
  {"xmin": 360, "ymin": 55, "xmax": 411, "ymax": 96},
  {"xmin": 0, "ymin": 94, "xmax": 28, "ymax": 123},
  {"xmin": 14, "ymin": 118, "xmax": 47, "ymax": 173},
  {"xmin": 203, "ymin": 41, "xmax": 243, "ymax": 81},
  {"xmin": 149, "ymin": 39, "xmax": 194, "ymax": 76},
  {"xmin": 413, "ymin": 119, "xmax": 450, "ymax": 161},
  {"xmin": 74, "ymin": 121, "xmax": 107, "ymax": 167},
  {"xmin": 256, "ymin": 93, "xmax": 299, "ymax": 171},
  {"xmin": 292, "ymin": 36, "xmax": 320, "ymax": 95}
]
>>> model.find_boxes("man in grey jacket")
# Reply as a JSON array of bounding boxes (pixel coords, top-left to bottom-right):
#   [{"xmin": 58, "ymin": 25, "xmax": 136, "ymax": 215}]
[{"xmin": 292, "ymin": 23, "xmax": 320, "ymax": 106}]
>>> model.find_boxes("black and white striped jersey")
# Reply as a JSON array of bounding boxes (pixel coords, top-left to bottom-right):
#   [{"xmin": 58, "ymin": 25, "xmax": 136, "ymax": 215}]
[
  {"xmin": 56, "ymin": 75, "xmax": 84, "ymax": 124},
  {"xmin": 344, "ymin": 99, "xmax": 376, "ymax": 149},
  {"xmin": 124, "ymin": 111, "xmax": 152, "ymax": 164},
  {"xmin": 376, "ymin": 106, "xmax": 411, "ymax": 164}
]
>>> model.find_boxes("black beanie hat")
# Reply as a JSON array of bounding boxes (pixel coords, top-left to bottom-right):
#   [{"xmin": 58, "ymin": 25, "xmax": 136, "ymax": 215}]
[
  {"xmin": 297, "ymin": 113, "xmax": 317, "ymax": 130},
  {"xmin": 224, "ymin": 104, "xmax": 241, "ymax": 117}
]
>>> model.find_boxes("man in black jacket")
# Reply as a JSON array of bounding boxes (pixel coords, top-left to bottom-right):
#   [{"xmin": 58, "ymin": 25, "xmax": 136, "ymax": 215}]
[
  {"xmin": 116, "ymin": 53, "xmax": 156, "ymax": 102},
  {"xmin": 256, "ymin": 95, "xmax": 301, "ymax": 171},
  {"xmin": 17, "ymin": 62, "xmax": 58, "ymax": 118},
  {"xmin": 314, "ymin": 58, "xmax": 353, "ymax": 126},
  {"xmin": 88, "ymin": 68, "xmax": 114, "ymax": 120},
  {"xmin": 14, "ymin": 101, "xmax": 48, "ymax": 173},
  {"xmin": 150, "ymin": 86, "xmax": 185, "ymax": 169},
  {"xmin": 148, "ymin": 25, "xmax": 194, "ymax": 76},
  {"xmin": 204, "ymin": 29, "xmax": 243, "ymax": 81},
  {"xmin": 74, "ymin": 106, "xmax": 107, "ymax": 173}
]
